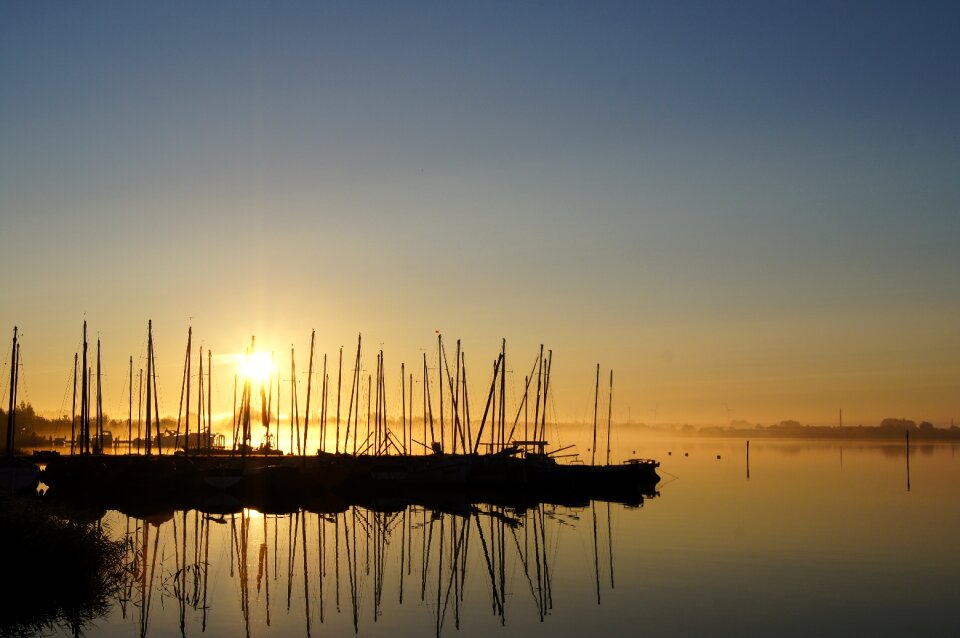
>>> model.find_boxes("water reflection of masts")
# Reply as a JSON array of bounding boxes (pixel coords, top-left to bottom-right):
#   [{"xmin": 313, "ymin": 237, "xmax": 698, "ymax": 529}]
[
  {"xmin": 256, "ymin": 514, "xmax": 271, "ymax": 627},
  {"xmin": 346, "ymin": 508, "xmax": 360, "ymax": 633},
  {"xmin": 230, "ymin": 510, "xmax": 252, "ymax": 638},
  {"xmin": 141, "ymin": 518, "xmax": 160, "ymax": 638},
  {"xmin": 302, "ymin": 512, "xmax": 312, "ymax": 637}
]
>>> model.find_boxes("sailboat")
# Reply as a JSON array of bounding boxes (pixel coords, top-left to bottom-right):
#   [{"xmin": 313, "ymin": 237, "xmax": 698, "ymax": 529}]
[{"xmin": 1, "ymin": 326, "xmax": 41, "ymax": 492}]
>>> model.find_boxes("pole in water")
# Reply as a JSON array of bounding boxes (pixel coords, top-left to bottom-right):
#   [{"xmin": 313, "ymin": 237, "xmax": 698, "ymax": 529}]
[
  {"xmin": 746, "ymin": 440, "xmax": 750, "ymax": 480},
  {"xmin": 905, "ymin": 429, "xmax": 911, "ymax": 492}
]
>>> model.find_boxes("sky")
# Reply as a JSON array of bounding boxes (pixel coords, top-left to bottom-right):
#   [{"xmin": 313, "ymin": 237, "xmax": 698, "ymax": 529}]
[{"xmin": 1, "ymin": 1, "xmax": 958, "ymax": 428}]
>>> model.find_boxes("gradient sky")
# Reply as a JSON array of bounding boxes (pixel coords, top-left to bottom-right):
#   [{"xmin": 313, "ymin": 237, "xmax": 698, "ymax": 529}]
[{"xmin": 1, "ymin": 1, "xmax": 958, "ymax": 427}]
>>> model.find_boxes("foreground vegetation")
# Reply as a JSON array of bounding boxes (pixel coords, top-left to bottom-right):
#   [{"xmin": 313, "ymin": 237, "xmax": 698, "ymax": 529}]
[{"xmin": 0, "ymin": 493, "xmax": 124, "ymax": 637}]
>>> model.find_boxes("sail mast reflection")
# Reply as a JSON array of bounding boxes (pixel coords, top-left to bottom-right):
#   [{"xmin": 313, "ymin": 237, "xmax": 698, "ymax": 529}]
[{"xmin": 109, "ymin": 494, "xmax": 648, "ymax": 636}]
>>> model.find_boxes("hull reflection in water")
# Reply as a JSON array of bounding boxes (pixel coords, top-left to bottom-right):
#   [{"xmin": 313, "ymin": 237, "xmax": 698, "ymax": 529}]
[{"xmin": 106, "ymin": 495, "xmax": 654, "ymax": 637}]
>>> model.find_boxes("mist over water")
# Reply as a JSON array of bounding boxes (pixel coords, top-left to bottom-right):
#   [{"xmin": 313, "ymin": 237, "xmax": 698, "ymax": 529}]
[{"xmin": 44, "ymin": 439, "xmax": 960, "ymax": 637}]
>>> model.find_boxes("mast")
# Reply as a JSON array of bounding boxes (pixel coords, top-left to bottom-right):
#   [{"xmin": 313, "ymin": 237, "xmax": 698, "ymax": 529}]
[
  {"xmin": 461, "ymin": 355, "xmax": 471, "ymax": 451},
  {"xmin": 70, "ymin": 352, "xmax": 77, "ymax": 456},
  {"xmin": 5, "ymin": 327, "xmax": 17, "ymax": 457},
  {"xmin": 291, "ymin": 346, "xmax": 298, "ymax": 455},
  {"xmin": 438, "ymin": 333, "xmax": 444, "ymax": 454},
  {"xmin": 185, "ymin": 327, "xmax": 192, "ymax": 455},
  {"xmin": 232, "ymin": 373, "xmax": 238, "ymax": 455},
  {"xmin": 539, "ymin": 350, "xmax": 552, "ymax": 453},
  {"xmin": 454, "ymin": 340, "xmax": 461, "ymax": 453},
  {"xmin": 96, "ymin": 337, "xmax": 102, "ymax": 453},
  {"xmin": 592, "ymin": 364, "xmax": 599, "ymax": 466},
  {"xmin": 471, "ymin": 354, "xmax": 502, "ymax": 455},
  {"xmin": 606, "ymin": 369, "xmax": 613, "ymax": 465},
  {"xmin": 128, "ymin": 355, "xmax": 133, "ymax": 454},
  {"xmin": 81, "ymin": 321, "xmax": 88, "ymax": 455},
  {"xmin": 86, "ymin": 367, "xmax": 92, "ymax": 454},
  {"xmin": 264, "ymin": 352, "xmax": 273, "ymax": 449},
  {"xmin": 532, "ymin": 345, "xmax": 543, "ymax": 452},
  {"xmin": 352, "ymin": 334, "xmax": 362, "ymax": 455},
  {"xmin": 335, "ymin": 347, "xmax": 343, "ymax": 454},
  {"xmin": 366, "ymin": 372, "xmax": 371, "ymax": 454},
  {"xmin": 320, "ymin": 353, "xmax": 328, "ymax": 453},
  {"xmin": 499, "ymin": 339, "xmax": 506, "ymax": 452},
  {"xmin": 401, "ymin": 363, "xmax": 406, "ymax": 455},
  {"xmin": 145, "ymin": 322, "xmax": 152, "ymax": 455},
  {"xmin": 197, "ymin": 347, "xmax": 204, "ymax": 454},
  {"xmin": 137, "ymin": 368, "xmax": 143, "ymax": 454},
  {"xmin": 276, "ymin": 352, "xmax": 281, "ymax": 451},
  {"xmin": 152, "ymin": 328, "xmax": 162, "ymax": 454},
  {"xmin": 422, "ymin": 355, "xmax": 428, "ymax": 453},
  {"xmin": 207, "ymin": 349, "xmax": 212, "ymax": 453},
  {"xmin": 344, "ymin": 335, "xmax": 360, "ymax": 455},
  {"xmin": 424, "ymin": 353, "xmax": 435, "ymax": 449},
  {"xmin": 304, "ymin": 330, "xmax": 315, "ymax": 457}
]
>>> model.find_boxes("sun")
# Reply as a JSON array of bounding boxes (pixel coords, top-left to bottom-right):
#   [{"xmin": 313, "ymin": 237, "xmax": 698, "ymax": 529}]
[{"xmin": 238, "ymin": 351, "xmax": 274, "ymax": 384}]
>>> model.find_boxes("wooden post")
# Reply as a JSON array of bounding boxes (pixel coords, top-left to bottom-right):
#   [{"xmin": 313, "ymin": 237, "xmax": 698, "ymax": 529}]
[{"xmin": 906, "ymin": 429, "xmax": 911, "ymax": 491}]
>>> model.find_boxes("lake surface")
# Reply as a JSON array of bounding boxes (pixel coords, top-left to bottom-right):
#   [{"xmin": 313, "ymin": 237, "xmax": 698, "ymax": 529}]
[{"xmin": 54, "ymin": 438, "xmax": 960, "ymax": 637}]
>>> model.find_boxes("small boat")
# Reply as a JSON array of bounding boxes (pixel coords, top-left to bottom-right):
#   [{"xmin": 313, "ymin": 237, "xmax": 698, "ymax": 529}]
[{"xmin": 0, "ymin": 458, "xmax": 41, "ymax": 492}]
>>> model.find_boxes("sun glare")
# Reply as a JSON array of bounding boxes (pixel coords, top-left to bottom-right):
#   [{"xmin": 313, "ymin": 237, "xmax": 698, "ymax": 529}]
[{"xmin": 237, "ymin": 351, "xmax": 274, "ymax": 384}]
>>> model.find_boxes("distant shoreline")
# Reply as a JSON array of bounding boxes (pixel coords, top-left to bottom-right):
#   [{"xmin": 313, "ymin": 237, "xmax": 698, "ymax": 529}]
[{"xmin": 572, "ymin": 421, "xmax": 960, "ymax": 441}]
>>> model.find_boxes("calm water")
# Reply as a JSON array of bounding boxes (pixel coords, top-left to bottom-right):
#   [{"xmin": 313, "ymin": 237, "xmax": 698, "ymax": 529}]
[{"xmin": 57, "ymin": 438, "xmax": 960, "ymax": 637}]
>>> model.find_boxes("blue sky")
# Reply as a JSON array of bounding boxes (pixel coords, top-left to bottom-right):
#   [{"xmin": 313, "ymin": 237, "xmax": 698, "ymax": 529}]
[{"xmin": 1, "ymin": 1, "xmax": 958, "ymax": 426}]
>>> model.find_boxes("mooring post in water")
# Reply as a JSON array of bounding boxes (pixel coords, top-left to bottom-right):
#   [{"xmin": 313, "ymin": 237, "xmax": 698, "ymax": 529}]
[
  {"xmin": 906, "ymin": 429, "xmax": 911, "ymax": 491},
  {"xmin": 746, "ymin": 440, "xmax": 750, "ymax": 479}
]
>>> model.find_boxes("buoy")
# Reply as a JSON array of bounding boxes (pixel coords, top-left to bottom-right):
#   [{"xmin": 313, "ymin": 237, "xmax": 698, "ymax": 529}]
[
  {"xmin": 684, "ymin": 452, "xmax": 689, "ymax": 457},
  {"xmin": 668, "ymin": 451, "xmax": 672, "ymax": 456}
]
